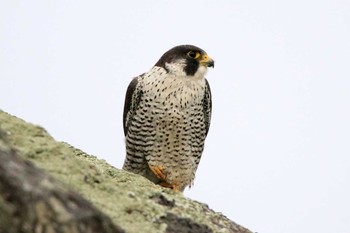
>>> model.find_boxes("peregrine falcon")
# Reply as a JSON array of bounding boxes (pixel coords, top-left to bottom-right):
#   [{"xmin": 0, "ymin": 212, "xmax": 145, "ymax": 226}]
[{"xmin": 122, "ymin": 45, "xmax": 214, "ymax": 192}]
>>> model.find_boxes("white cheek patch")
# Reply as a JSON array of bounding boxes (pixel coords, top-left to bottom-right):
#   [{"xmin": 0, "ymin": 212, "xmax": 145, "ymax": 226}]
[{"xmin": 165, "ymin": 61, "xmax": 187, "ymax": 77}]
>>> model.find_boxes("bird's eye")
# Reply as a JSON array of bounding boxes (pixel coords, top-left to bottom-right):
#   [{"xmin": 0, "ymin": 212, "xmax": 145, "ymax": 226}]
[{"xmin": 187, "ymin": 51, "xmax": 200, "ymax": 59}]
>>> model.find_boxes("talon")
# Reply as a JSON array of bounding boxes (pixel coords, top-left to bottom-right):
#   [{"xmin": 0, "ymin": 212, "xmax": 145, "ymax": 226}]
[
  {"xmin": 159, "ymin": 181, "xmax": 172, "ymax": 188},
  {"xmin": 172, "ymin": 185, "xmax": 180, "ymax": 192},
  {"xmin": 159, "ymin": 182, "xmax": 180, "ymax": 192}
]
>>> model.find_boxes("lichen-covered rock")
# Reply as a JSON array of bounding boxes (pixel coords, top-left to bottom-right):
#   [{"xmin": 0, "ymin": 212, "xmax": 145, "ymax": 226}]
[
  {"xmin": 0, "ymin": 110, "xmax": 252, "ymax": 233},
  {"xmin": 0, "ymin": 139, "xmax": 125, "ymax": 233}
]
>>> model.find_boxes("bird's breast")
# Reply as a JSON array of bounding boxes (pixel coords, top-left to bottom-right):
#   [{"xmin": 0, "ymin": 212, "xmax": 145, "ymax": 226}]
[{"xmin": 142, "ymin": 74, "xmax": 206, "ymax": 110}]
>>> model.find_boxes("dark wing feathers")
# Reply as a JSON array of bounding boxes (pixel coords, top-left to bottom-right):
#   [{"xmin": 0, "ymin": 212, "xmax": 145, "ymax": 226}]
[
  {"xmin": 123, "ymin": 77, "xmax": 142, "ymax": 136},
  {"xmin": 203, "ymin": 79, "xmax": 212, "ymax": 137}
]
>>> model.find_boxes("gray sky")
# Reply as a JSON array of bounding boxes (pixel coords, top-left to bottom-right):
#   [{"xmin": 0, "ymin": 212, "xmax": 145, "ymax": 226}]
[{"xmin": 1, "ymin": 1, "xmax": 350, "ymax": 232}]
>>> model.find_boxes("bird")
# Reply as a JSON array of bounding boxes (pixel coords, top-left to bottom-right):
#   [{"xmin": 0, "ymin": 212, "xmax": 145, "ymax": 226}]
[{"xmin": 122, "ymin": 45, "xmax": 214, "ymax": 192}]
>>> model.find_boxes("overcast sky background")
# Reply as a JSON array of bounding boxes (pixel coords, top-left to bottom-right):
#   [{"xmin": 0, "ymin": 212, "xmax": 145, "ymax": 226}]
[{"xmin": 1, "ymin": 1, "xmax": 350, "ymax": 233}]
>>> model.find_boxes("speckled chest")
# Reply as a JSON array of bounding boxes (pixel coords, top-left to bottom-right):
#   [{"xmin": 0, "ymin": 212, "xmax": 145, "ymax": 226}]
[{"xmin": 137, "ymin": 67, "xmax": 206, "ymax": 126}]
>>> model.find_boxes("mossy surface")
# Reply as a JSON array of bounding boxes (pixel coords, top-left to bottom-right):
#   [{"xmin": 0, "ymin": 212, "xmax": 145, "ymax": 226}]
[{"xmin": 0, "ymin": 110, "xmax": 252, "ymax": 233}]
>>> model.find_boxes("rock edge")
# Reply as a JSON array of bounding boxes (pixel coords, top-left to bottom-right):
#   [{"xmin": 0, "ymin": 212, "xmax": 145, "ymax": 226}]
[{"xmin": 0, "ymin": 110, "xmax": 252, "ymax": 233}]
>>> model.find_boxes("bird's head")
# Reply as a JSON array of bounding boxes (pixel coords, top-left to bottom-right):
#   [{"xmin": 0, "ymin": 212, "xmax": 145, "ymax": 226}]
[{"xmin": 155, "ymin": 45, "xmax": 214, "ymax": 78}]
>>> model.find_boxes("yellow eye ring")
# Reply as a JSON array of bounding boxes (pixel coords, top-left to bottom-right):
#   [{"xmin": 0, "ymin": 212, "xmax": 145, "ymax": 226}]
[{"xmin": 187, "ymin": 51, "xmax": 200, "ymax": 59}]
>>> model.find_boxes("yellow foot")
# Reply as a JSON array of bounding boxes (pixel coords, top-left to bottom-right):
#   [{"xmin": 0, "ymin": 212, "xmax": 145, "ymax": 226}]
[
  {"xmin": 149, "ymin": 165, "xmax": 167, "ymax": 180},
  {"xmin": 149, "ymin": 165, "xmax": 180, "ymax": 191},
  {"xmin": 159, "ymin": 182, "xmax": 180, "ymax": 192}
]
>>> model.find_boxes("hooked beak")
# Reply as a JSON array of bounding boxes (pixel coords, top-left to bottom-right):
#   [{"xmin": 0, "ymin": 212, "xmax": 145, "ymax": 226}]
[{"xmin": 200, "ymin": 54, "xmax": 215, "ymax": 68}]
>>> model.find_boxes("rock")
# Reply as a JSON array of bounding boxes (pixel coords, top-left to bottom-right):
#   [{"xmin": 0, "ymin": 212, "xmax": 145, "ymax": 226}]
[
  {"xmin": 0, "ymin": 139, "xmax": 125, "ymax": 233},
  {"xmin": 0, "ymin": 110, "xmax": 252, "ymax": 233}
]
